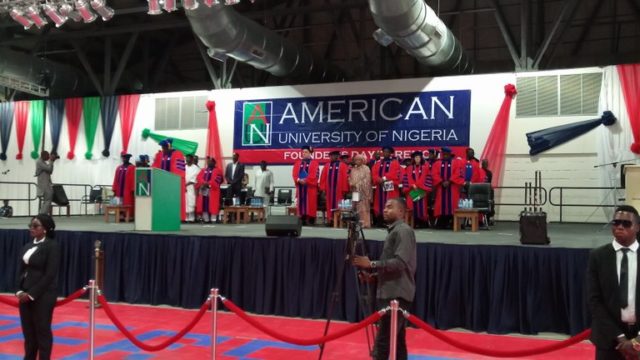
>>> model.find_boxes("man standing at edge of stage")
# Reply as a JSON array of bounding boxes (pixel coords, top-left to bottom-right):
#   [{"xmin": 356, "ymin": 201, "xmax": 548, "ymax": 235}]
[
  {"xmin": 225, "ymin": 152, "xmax": 245, "ymax": 201},
  {"xmin": 185, "ymin": 154, "xmax": 199, "ymax": 223},
  {"xmin": 35, "ymin": 151, "xmax": 57, "ymax": 215},
  {"xmin": 588, "ymin": 205, "xmax": 640, "ymax": 360},
  {"xmin": 353, "ymin": 198, "xmax": 417, "ymax": 360}
]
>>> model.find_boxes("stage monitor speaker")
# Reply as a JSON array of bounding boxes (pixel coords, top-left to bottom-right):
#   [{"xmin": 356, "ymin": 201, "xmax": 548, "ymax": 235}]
[
  {"xmin": 519, "ymin": 211, "xmax": 550, "ymax": 245},
  {"xmin": 265, "ymin": 215, "xmax": 301, "ymax": 237}
]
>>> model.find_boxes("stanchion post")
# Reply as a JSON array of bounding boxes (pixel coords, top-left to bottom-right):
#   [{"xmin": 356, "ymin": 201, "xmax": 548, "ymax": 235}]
[
  {"xmin": 389, "ymin": 300, "xmax": 399, "ymax": 360},
  {"xmin": 211, "ymin": 288, "xmax": 219, "ymax": 360},
  {"xmin": 93, "ymin": 240, "xmax": 104, "ymax": 307},
  {"xmin": 88, "ymin": 279, "xmax": 96, "ymax": 360}
]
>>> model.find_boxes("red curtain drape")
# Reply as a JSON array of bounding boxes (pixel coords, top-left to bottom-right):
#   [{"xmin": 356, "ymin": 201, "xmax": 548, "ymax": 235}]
[
  {"xmin": 617, "ymin": 64, "xmax": 640, "ymax": 155},
  {"xmin": 118, "ymin": 94, "xmax": 140, "ymax": 153},
  {"xmin": 206, "ymin": 101, "xmax": 224, "ymax": 168},
  {"xmin": 480, "ymin": 84, "xmax": 518, "ymax": 187},
  {"xmin": 14, "ymin": 101, "xmax": 29, "ymax": 160},
  {"xmin": 65, "ymin": 98, "xmax": 83, "ymax": 160}
]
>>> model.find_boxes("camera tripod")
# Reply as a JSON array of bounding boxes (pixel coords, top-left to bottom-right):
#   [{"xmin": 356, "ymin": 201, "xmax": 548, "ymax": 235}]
[{"xmin": 317, "ymin": 211, "xmax": 376, "ymax": 360}]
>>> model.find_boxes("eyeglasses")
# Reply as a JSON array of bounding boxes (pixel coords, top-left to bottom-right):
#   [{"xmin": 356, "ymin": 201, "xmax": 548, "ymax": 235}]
[
  {"xmin": 611, "ymin": 219, "xmax": 634, "ymax": 228},
  {"xmin": 28, "ymin": 224, "xmax": 42, "ymax": 229}
]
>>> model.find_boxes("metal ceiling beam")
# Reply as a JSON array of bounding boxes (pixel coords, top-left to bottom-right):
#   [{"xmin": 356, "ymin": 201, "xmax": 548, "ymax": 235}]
[
  {"xmin": 194, "ymin": 35, "xmax": 221, "ymax": 89},
  {"xmin": 71, "ymin": 41, "xmax": 104, "ymax": 96},
  {"xmin": 532, "ymin": 0, "xmax": 579, "ymax": 69},
  {"xmin": 571, "ymin": 0, "xmax": 604, "ymax": 55},
  {"xmin": 151, "ymin": 33, "xmax": 181, "ymax": 89},
  {"xmin": 109, "ymin": 32, "xmax": 138, "ymax": 94},
  {"xmin": 520, "ymin": 0, "xmax": 529, "ymax": 69},
  {"xmin": 485, "ymin": 0, "xmax": 520, "ymax": 69}
]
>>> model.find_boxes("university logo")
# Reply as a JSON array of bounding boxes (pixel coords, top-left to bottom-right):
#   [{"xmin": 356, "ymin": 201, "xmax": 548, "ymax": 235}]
[{"xmin": 242, "ymin": 101, "xmax": 272, "ymax": 146}]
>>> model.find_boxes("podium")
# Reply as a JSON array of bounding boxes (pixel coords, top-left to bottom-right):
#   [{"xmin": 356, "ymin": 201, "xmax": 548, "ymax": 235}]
[
  {"xmin": 134, "ymin": 168, "xmax": 181, "ymax": 231},
  {"xmin": 624, "ymin": 165, "xmax": 640, "ymax": 211}
]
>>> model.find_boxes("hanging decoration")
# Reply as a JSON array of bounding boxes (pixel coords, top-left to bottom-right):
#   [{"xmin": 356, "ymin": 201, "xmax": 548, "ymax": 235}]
[
  {"xmin": 205, "ymin": 100, "xmax": 224, "ymax": 168},
  {"xmin": 65, "ymin": 98, "xmax": 83, "ymax": 160},
  {"xmin": 118, "ymin": 94, "xmax": 140, "ymax": 153},
  {"xmin": 101, "ymin": 96, "xmax": 119, "ymax": 157},
  {"xmin": 617, "ymin": 64, "xmax": 640, "ymax": 155},
  {"xmin": 0, "ymin": 102, "xmax": 15, "ymax": 161},
  {"xmin": 526, "ymin": 111, "xmax": 617, "ymax": 156},
  {"xmin": 83, "ymin": 97, "xmax": 101, "ymax": 160},
  {"xmin": 480, "ymin": 84, "xmax": 517, "ymax": 187},
  {"xmin": 30, "ymin": 100, "xmax": 46, "ymax": 159},
  {"xmin": 47, "ymin": 99, "xmax": 65, "ymax": 157},
  {"xmin": 14, "ymin": 101, "xmax": 29, "ymax": 160}
]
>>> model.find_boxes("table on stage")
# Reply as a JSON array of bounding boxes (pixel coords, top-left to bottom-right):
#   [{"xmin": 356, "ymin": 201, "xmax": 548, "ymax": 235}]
[
  {"xmin": 453, "ymin": 208, "xmax": 480, "ymax": 232},
  {"xmin": 223, "ymin": 206, "xmax": 266, "ymax": 224}
]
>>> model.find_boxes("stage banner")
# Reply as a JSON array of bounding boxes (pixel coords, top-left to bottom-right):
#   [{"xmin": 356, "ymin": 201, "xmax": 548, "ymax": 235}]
[{"xmin": 233, "ymin": 90, "xmax": 471, "ymax": 164}]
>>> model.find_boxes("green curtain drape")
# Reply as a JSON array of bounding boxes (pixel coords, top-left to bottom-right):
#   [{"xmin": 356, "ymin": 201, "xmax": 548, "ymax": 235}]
[
  {"xmin": 30, "ymin": 100, "xmax": 45, "ymax": 159},
  {"xmin": 83, "ymin": 97, "xmax": 101, "ymax": 160}
]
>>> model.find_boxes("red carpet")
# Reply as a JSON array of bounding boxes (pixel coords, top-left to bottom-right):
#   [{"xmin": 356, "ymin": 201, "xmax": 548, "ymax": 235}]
[{"xmin": 0, "ymin": 299, "xmax": 594, "ymax": 359}]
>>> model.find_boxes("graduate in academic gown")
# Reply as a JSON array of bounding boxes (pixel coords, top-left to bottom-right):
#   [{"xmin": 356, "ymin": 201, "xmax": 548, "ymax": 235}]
[
  {"xmin": 320, "ymin": 150, "xmax": 350, "ymax": 224},
  {"xmin": 402, "ymin": 151, "xmax": 432, "ymax": 223},
  {"xmin": 431, "ymin": 147, "xmax": 464, "ymax": 226},
  {"xmin": 112, "ymin": 152, "xmax": 136, "ymax": 218},
  {"xmin": 292, "ymin": 146, "xmax": 320, "ymax": 225},
  {"xmin": 195, "ymin": 157, "xmax": 223, "ymax": 223},
  {"xmin": 371, "ymin": 146, "xmax": 402, "ymax": 220},
  {"xmin": 152, "ymin": 138, "xmax": 187, "ymax": 221}
]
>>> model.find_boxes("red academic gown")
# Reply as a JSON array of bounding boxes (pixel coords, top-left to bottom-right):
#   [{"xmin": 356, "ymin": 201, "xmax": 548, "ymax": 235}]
[
  {"xmin": 195, "ymin": 167, "xmax": 223, "ymax": 216},
  {"xmin": 320, "ymin": 160, "xmax": 350, "ymax": 219},
  {"xmin": 112, "ymin": 163, "xmax": 136, "ymax": 214},
  {"xmin": 152, "ymin": 149, "xmax": 186, "ymax": 221},
  {"xmin": 292, "ymin": 158, "xmax": 320, "ymax": 219},
  {"xmin": 402, "ymin": 164, "xmax": 431, "ymax": 221},
  {"xmin": 431, "ymin": 158, "xmax": 464, "ymax": 217},
  {"xmin": 462, "ymin": 158, "xmax": 486, "ymax": 184},
  {"xmin": 371, "ymin": 157, "xmax": 402, "ymax": 217}
]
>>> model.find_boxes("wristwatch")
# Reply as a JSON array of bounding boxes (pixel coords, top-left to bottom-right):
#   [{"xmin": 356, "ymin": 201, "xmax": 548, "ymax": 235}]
[{"xmin": 370, "ymin": 261, "xmax": 377, "ymax": 269}]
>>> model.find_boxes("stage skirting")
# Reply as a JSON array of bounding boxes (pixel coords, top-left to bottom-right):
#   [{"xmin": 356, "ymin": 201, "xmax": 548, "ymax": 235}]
[{"xmin": 0, "ymin": 230, "xmax": 590, "ymax": 335}]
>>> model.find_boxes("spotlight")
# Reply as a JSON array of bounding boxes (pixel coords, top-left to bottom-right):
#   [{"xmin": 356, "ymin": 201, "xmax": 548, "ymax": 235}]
[
  {"xmin": 75, "ymin": 0, "xmax": 97, "ymax": 22},
  {"xmin": 59, "ymin": 3, "xmax": 83, "ymax": 22},
  {"xmin": 9, "ymin": 8, "xmax": 34, "ymax": 29},
  {"xmin": 25, "ymin": 5, "xmax": 48, "ymax": 29},
  {"xmin": 203, "ymin": 0, "xmax": 221, "ymax": 7},
  {"xmin": 182, "ymin": 0, "xmax": 198, "ymax": 10},
  {"xmin": 163, "ymin": 0, "xmax": 177, "ymax": 12},
  {"xmin": 224, "ymin": 0, "xmax": 240, "ymax": 4},
  {"xmin": 42, "ymin": 4, "xmax": 69, "ymax": 27},
  {"xmin": 90, "ymin": 0, "xmax": 115, "ymax": 20},
  {"xmin": 147, "ymin": 0, "xmax": 162, "ymax": 14}
]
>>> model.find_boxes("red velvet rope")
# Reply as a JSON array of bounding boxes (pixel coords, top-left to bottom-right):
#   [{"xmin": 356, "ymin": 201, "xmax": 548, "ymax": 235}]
[
  {"xmin": 0, "ymin": 287, "xmax": 88, "ymax": 308},
  {"xmin": 406, "ymin": 313, "xmax": 591, "ymax": 357},
  {"xmin": 0, "ymin": 296, "xmax": 19, "ymax": 307},
  {"xmin": 222, "ymin": 298, "xmax": 383, "ymax": 346},
  {"xmin": 98, "ymin": 294, "xmax": 210, "ymax": 352},
  {"xmin": 55, "ymin": 287, "xmax": 87, "ymax": 307}
]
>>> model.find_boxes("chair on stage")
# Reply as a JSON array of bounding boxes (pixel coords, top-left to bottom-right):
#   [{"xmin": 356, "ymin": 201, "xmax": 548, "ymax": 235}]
[
  {"xmin": 468, "ymin": 183, "xmax": 492, "ymax": 229},
  {"xmin": 81, "ymin": 185, "xmax": 110, "ymax": 215}
]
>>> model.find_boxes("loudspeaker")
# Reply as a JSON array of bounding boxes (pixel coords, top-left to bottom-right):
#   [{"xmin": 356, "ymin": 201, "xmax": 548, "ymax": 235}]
[
  {"xmin": 519, "ymin": 211, "xmax": 550, "ymax": 245},
  {"xmin": 265, "ymin": 215, "xmax": 302, "ymax": 237},
  {"xmin": 52, "ymin": 184, "xmax": 69, "ymax": 206}
]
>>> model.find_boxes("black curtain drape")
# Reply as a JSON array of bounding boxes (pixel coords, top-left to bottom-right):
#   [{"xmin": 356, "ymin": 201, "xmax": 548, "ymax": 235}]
[{"xmin": 0, "ymin": 230, "xmax": 590, "ymax": 335}]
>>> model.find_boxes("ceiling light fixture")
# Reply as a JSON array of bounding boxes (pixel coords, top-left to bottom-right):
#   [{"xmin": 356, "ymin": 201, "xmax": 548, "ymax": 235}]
[
  {"xmin": 25, "ymin": 5, "xmax": 48, "ymax": 28},
  {"xmin": 90, "ymin": 0, "xmax": 114, "ymax": 20},
  {"xmin": 9, "ymin": 8, "xmax": 34, "ymax": 29},
  {"xmin": 42, "ymin": 4, "xmax": 69, "ymax": 27},
  {"xmin": 74, "ymin": 0, "xmax": 97, "ymax": 22}
]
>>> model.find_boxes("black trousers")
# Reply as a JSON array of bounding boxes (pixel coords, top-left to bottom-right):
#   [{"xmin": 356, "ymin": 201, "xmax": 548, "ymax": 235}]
[
  {"xmin": 19, "ymin": 291, "xmax": 56, "ymax": 360},
  {"xmin": 374, "ymin": 298, "xmax": 411, "ymax": 360}
]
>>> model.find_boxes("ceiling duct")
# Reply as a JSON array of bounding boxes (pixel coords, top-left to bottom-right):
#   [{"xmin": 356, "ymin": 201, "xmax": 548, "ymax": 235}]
[
  {"xmin": 0, "ymin": 48, "xmax": 93, "ymax": 97},
  {"xmin": 185, "ymin": 4, "xmax": 344, "ymax": 83},
  {"xmin": 368, "ymin": 0, "xmax": 473, "ymax": 73}
]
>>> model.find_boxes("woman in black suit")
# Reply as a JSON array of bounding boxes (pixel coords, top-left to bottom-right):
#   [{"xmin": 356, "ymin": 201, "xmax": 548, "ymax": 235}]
[{"xmin": 15, "ymin": 214, "xmax": 60, "ymax": 360}]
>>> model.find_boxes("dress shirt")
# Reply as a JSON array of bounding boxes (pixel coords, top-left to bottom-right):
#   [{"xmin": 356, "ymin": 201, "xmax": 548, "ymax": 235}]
[
  {"xmin": 613, "ymin": 240, "xmax": 639, "ymax": 323},
  {"xmin": 23, "ymin": 237, "xmax": 46, "ymax": 265},
  {"xmin": 231, "ymin": 163, "xmax": 237, "ymax": 179}
]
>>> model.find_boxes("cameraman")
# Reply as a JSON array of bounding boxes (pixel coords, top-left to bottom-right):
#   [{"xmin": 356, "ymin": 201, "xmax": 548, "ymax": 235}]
[
  {"xmin": 35, "ymin": 151, "xmax": 57, "ymax": 215},
  {"xmin": 353, "ymin": 198, "xmax": 416, "ymax": 360}
]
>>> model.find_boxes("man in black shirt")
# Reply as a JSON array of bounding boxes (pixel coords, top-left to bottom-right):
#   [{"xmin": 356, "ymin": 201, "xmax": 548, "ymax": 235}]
[
  {"xmin": 353, "ymin": 198, "xmax": 417, "ymax": 360},
  {"xmin": 0, "ymin": 200, "xmax": 12, "ymax": 217}
]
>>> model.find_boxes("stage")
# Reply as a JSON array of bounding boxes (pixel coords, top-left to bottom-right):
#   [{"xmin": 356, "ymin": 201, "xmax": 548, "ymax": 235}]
[{"xmin": 0, "ymin": 216, "xmax": 607, "ymax": 337}]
